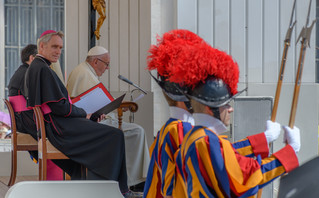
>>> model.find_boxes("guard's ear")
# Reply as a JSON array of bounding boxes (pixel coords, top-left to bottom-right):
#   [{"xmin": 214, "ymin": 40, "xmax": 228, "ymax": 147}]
[{"xmin": 205, "ymin": 105, "xmax": 214, "ymax": 117}]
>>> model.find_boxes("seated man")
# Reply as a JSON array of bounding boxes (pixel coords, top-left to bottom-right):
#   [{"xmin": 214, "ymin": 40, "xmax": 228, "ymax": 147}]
[
  {"xmin": 8, "ymin": 44, "xmax": 38, "ymax": 140},
  {"xmin": 24, "ymin": 30, "xmax": 140, "ymax": 198},
  {"xmin": 7, "ymin": 44, "xmax": 62, "ymax": 180},
  {"xmin": 66, "ymin": 46, "xmax": 150, "ymax": 187}
]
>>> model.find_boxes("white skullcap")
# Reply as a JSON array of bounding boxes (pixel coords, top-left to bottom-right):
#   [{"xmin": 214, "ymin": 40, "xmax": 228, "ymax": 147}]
[{"xmin": 87, "ymin": 46, "xmax": 108, "ymax": 56}]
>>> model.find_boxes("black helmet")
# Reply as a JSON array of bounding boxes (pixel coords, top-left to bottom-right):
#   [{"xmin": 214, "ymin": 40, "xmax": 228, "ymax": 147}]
[
  {"xmin": 187, "ymin": 76, "xmax": 245, "ymax": 108},
  {"xmin": 150, "ymin": 72, "xmax": 189, "ymax": 102}
]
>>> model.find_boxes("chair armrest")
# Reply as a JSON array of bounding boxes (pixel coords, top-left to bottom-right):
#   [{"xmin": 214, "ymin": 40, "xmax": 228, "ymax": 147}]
[{"xmin": 117, "ymin": 101, "xmax": 138, "ymax": 130}]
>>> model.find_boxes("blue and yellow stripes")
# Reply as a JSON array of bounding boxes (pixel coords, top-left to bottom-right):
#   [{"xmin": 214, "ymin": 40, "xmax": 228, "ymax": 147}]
[
  {"xmin": 177, "ymin": 127, "xmax": 294, "ymax": 198},
  {"xmin": 143, "ymin": 118, "xmax": 192, "ymax": 198}
]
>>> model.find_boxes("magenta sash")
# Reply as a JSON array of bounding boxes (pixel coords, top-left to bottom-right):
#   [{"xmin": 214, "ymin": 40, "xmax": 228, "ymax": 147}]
[{"xmin": 9, "ymin": 95, "xmax": 51, "ymax": 115}]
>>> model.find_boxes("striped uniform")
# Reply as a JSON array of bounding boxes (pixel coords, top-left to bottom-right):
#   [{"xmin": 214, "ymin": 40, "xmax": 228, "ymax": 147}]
[
  {"xmin": 143, "ymin": 118, "xmax": 193, "ymax": 197},
  {"xmin": 176, "ymin": 126, "xmax": 299, "ymax": 198}
]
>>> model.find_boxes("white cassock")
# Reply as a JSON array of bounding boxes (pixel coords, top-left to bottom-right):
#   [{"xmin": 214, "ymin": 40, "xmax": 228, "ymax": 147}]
[{"xmin": 67, "ymin": 61, "xmax": 150, "ymax": 186}]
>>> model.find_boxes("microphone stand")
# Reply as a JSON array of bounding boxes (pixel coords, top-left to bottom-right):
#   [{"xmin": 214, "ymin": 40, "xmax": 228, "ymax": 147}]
[
  {"xmin": 118, "ymin": 75, "xmax": 147, "ymax": 123},
  {"xmin": 129, "ymin": 88, "xmax": 140, "ymax": 123}
]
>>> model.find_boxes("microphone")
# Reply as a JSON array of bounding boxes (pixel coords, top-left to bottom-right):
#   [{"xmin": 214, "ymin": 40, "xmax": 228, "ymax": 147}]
[
  {"xmin": 118, "ymin": 75, "xmax": 147, "ymax": 94},
  {"xmin": 118, "ymin": 74, "xmax": 133, "ymax": 85}
]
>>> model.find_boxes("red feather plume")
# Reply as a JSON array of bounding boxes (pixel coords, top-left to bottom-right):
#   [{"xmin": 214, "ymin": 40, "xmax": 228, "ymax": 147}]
[
  {"xmin": 147, "ymin": 29, "xmax": 239, "ymax": 95},
  {"xmin": 147, "ymin": 29, "xmax": 204, "ymax": 77}
]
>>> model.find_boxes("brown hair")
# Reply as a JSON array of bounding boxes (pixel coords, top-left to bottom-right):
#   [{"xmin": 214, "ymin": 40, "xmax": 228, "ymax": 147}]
[
  {"xmin": 190, "ymin": 98, "xmax": 206, "ymax": 113},
  {"xmin": 162, "ymin": 91, "xmax": 177, "ymax": 106}
]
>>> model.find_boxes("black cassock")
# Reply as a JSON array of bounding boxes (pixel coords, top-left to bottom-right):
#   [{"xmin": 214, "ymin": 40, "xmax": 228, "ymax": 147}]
[
  {"xmin": 25, "ymin": 56, "xmax": 128, "ymax": 192},
  {"xmin": 8, "ymin": 63, "xmax": 38, "ymax": 159},
  {"xmin": 8, "ymin": 63, "xmax": 37, "ymax": 139}
]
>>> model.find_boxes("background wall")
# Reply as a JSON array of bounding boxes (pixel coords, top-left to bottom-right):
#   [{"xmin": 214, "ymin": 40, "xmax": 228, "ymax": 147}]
[
  {"xmin": 177, "ymin": 0, "xmax": 316, "ymax": 84},
  {"xmin": 65, "ymin": 0, "xmax": 151, "ymax": 91}
]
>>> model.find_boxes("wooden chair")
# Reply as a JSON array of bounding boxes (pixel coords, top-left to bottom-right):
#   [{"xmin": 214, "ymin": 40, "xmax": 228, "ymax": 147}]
[
  {"xmin": 117, "ymin": 101, "xmax": 138, "ymax": 130},
  {"xmin": 33, "ymin": 107, "xmax": 72, "ymax": 180},
  {"xmin": 3, "ymin": 99, "xmax": 38, "ymax": 186}
]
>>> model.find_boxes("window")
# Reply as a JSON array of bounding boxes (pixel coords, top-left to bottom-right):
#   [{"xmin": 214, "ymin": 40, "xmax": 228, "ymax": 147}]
[{"xmin": 4, "ymin": 0, "xmax": 64, "ymax": 97}]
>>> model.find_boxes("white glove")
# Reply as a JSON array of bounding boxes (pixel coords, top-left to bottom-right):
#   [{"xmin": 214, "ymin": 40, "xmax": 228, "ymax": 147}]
[
  {"xmin": 283, "ymin": 126, "xmax": 301, "ymax": 153},
  {"xmin": 264, "ymin": 120, "xmax": 281, "ymax": 143}
]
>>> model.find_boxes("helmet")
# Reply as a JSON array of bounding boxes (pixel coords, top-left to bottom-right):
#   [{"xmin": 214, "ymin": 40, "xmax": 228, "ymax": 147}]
[
  {"xmin": 149, "ymin": 72, "xmax": 189, "ymax": 102},
  {"xmin": 187, "ymin": 76, "xmax": 246, "ymax": 108}
]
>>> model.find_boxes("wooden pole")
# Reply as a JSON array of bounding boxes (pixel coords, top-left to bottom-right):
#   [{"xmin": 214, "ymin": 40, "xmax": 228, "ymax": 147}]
[
  {"xmin": 288, "ymin": 43, "xmax": 307, "ymax": 128},
  {"xmin": 257, "ymin": 1, "xmax": 296, "ymax": 197},
  {"xmin": 271, "ymin": 43, "xmax": 290, "ymax": 122}
]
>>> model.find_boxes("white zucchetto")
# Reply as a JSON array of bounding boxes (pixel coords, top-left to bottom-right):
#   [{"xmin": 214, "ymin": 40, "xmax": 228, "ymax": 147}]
[{"xmin": 87, "ymin": 46, "xmax": 108, "ymax": 56}]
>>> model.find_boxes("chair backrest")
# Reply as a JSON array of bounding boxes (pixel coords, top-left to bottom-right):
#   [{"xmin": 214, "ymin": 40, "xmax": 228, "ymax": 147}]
[
  {"xmin": 3, "ymin": 99, "xmax": 38, "ymax": 186},
  {"xmin": 33, "ymin": 107, "xmax": 47, "ymax": 153},
  {"xmin": 3, "ymin": 99, "xmax": 17, "ymax": 140},
  {"xmin": 5, "ymin": 180, "xmax": 123, "ymax": 198},
  {"xmin": 33, "ymin": 106, "xmax": 68, "ymax": 158},
  {"xmin": 33, "ymin": 106, "xmax": 69, "ymax": 181},
  {"xmin": 3, "ymin": 99, "xmax": 37, "ymax": 149}
]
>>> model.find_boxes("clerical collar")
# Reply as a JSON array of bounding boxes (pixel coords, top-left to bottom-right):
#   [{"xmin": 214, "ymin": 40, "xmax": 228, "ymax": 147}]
[
  {"xmin": 35, "ymin": 54, "xmax": 51, "ymax": 66},
  {"xmin": 169, "ymin": 106, "xmax": 194, "ymax": 126},
  {"xmin": 193, "ymin": 113, "xmax": 228, "ymax": 135}
]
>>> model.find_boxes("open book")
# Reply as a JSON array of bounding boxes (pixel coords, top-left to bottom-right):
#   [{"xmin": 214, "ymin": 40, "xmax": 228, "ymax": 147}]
[{"xmin": 71, "ymin": 83, "xmax": 125, "ymax": 121}]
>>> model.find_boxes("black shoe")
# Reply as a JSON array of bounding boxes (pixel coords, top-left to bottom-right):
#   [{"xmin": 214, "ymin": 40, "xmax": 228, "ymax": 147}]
[
  {"xmin": 123, "ymin": 190, "xmax": 143, "ymax": 198},
  {"xmin": 130, "ymin": 182, "xmax": 145, "ymax": 192}
]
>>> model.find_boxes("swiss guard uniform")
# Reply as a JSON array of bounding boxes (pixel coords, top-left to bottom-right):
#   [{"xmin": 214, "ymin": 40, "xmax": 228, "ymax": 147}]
[
  {"xmin": 143, "ymin": 29, "xmax": 202, "ymax": 197},
  {"xmin": 166, "ymin": 37, "xmax": 300, "ymax": 197},
  {"xmin": 176, "ymin": 116, "xmax": 298, "ymax": 197},
  {"xmin": 143, "ymin": 108, "xmax": 193, "ymax": 197}
]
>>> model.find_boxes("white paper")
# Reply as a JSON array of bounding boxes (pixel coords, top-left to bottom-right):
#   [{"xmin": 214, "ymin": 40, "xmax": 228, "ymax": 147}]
[{"xmin": 73, "ymin": 87, "xmax": 112, "ymax": 114}]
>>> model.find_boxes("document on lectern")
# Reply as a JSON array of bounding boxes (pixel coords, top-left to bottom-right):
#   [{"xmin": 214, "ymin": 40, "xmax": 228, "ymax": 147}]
[
  {"xmin": 71, "ymin": 83, "xmax": 113, "ymax": 114},
  {"xmin": 72, "ymin": 83, "xmax": 125, "ymax": 121},
  {"xmin": 89, "ymin": 93, "xmax": 126, "ymax": 122},
  {"xmin": 72, "ymin": 83, "xmax": 126, "ymax": 121}
]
